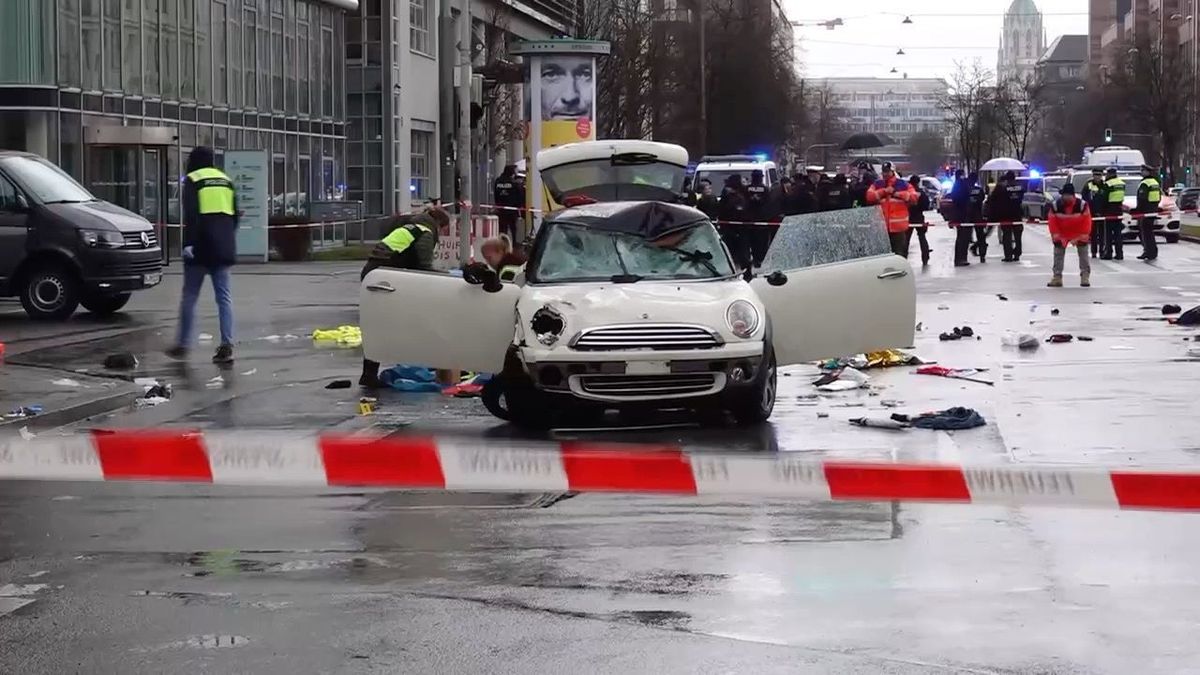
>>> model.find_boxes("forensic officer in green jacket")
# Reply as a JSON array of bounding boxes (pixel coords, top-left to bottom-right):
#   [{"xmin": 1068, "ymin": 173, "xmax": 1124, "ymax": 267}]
[
  {"xmin": 358, "ymin": 206, "xmax": 448, "ymax": 388},
  {"xmin": 1100, "ymin": 167, "xmax": 1127, "ymax": 260},
  {"xmin": 1135, "ymin": 164, "xmax": 1162, "ymax": 261}
]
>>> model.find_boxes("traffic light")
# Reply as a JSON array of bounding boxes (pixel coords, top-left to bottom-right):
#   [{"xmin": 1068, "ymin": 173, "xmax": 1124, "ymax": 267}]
[{"xmin": 1104, "ymin": 128, "xmax": 1113, "ymax": 143}]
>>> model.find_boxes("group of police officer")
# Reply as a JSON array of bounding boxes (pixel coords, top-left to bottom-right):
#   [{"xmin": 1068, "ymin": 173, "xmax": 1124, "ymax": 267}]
[{"xmin": 946, "ymin": 164, "xmax": 1162, "ymax": 268}]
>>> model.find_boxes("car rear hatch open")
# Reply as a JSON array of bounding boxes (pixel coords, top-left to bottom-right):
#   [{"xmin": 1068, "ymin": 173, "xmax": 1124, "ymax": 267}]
[{"xmin": 537, "ymin": 140, "xmax": 688, "ymax": 205}]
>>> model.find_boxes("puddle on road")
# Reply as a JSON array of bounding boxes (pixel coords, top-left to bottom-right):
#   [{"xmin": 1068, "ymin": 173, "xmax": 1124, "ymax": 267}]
[{"xmin": 177, "ymin": 550, "xmax": 388, "ymax": 578}]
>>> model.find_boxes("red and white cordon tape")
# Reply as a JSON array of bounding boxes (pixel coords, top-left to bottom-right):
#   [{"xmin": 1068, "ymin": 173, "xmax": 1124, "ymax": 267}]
[{"xmin": 3, "ymin": 431, "xmax": 1200, "ymax": 512}]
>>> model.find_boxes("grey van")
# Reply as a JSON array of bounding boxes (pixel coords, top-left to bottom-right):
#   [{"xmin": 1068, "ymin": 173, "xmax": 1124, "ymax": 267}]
[{"xmin": 0, "ymin": 151, "xmax": 163, "ymax": 319}]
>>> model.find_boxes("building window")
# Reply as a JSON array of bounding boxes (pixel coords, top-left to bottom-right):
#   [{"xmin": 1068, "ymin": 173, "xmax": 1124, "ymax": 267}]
[
  {"xmin": 272, "ymin": 15, "xmax": 284, "ymax": 111},
  {"xmin": 410, "ymin": 0, "xmax": 430, "ymax": 55},
  {"xmin": 297, "ymin": 17, "xmax": 309, "ymax": 114},
  {"xmin": 411, "ymin": 128, "xmax": 433, "ymax": 200},
  {"xmin": 244, "ymin": 7, "xmax": 256, "ymax": 107},
  {"xmin": 143, "ymin": 0, "xmax": 159, "ymax": 96},
  {"xmin": 213, "ymin": 1, "xmax": 227, "ymax": 104},
  {"xmin": 82, "ymin": 0, "xmax": 102, "ymax": 90},
  {"xmin": 122, "ymin": 0, "xmax": 140, "ymax": 93},
  {"xmin": 161, "ymin": 0, "xmax": 178, "ymax": 100}
]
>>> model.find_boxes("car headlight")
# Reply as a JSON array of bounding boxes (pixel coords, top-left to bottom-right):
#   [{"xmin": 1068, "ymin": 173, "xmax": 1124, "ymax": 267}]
[
  {"xmin": 726, "ymin": 300, "xmax": 760, "ymax": 339},
  {"xmin": 79, "ymin": 228, "xmax": 124, "ymax": 248}
]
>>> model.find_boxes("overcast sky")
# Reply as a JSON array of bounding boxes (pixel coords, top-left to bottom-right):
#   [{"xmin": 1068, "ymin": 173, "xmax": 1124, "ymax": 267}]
[{"xmin": 783, "ymin": 0, "xmax": 1090, "ymax": 80}]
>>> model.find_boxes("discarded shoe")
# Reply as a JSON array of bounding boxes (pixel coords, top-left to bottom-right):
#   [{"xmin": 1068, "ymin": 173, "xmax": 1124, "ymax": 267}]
[
  {"xmin": 326, "ymin": 379, "xmax": 353, "ymax": 390},
  {"xmin": 1078, "ymin": 336, "xmax": 1095, "ymax": 342},
  {"xmin": 939, "ymin": 332, "xmax": 962, "ymax": 341},
  {"xmin": 1046, "ymin": 333, "xmax": 1074, "ymax": 343},
  {"xmin": 104, "ymin": 352, "xmax": 140, "ymax": 369},
  {"xmin": 1163, "ymin": 304, "xmax": 1183, "ymax": 315},
  {"xmin": 1051, "ymin": 308, "xmax": 1060, "ymax": 316}
]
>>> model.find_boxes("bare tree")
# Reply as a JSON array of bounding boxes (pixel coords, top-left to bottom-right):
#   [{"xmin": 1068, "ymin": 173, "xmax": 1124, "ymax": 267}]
[
  {"xmin": 806, "ymin": 83, "xmax": 845, "ymax": 167},
  {"xmin": 938, "ymin": 60, "xmax": 995, "ymax": 171},
  {"xmin": 574, "ymin": 0, "xmax": 655, "ymax": 140},
  {"xmin": 906, "ymin": 129, "xmax": 946, "ymax": 175},
  {"xmin": 993, "ymin": 75, "xmax": 1049, "ymax": 161},
  {"xmin": 1107, "ymin": 35, "xmax": 1196, "ymax": 182}
]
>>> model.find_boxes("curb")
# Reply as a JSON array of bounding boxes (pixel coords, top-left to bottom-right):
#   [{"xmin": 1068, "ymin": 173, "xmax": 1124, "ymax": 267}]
[{"xmin": 0, "ymin": 389, "xmax": 143, "ymax": 433}]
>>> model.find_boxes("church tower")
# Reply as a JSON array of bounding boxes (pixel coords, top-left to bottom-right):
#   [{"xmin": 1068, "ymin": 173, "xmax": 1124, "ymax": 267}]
[{"xmin": 998, "ymin": 0, "xmax": 1047, "ymax": 83}]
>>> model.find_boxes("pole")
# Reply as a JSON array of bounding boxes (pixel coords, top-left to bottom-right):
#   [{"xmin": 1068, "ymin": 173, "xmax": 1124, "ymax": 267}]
[
  {"xmin": 697, "ymin": 4, "xmax": 707, "ymax": 157},
  {"xmin": 438, "ymin": 0, "xmax": 456, "ymax": 207},
  {"xmin": 457, "ymin": 0, "xmax": 473, "ymax": 267}
]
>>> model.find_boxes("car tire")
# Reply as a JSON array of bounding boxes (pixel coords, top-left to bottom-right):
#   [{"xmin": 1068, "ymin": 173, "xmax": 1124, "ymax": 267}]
[
  {"xmin": 80, "ymin": 292, "xmax": 132, "ymax": 316},
  {"xmin": 19, "ymin": 264, "xmax": 81, "ymax": 320},
  {"xmin": 1166, "ymin": 233, "xmax": 1181, "ymax": 244},
  {"xmin": 730, "ymin": 345, "xmax": 777, "ymax": 426}
]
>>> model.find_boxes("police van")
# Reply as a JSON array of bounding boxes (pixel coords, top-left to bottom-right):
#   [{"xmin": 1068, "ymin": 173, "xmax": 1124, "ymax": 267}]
[{"xmin": 693, "ymin": 155, "xmax": 780, "ymax": 192}]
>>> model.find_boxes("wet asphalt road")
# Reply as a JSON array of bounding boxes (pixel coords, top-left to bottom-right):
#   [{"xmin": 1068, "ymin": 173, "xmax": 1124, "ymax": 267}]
[{"xmin": 4, "ymin": 225, "xmax": 1200, "ymax": 673}]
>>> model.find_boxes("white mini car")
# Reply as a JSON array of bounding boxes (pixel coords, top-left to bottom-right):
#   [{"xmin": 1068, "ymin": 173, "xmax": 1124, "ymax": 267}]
[{"xmin": 361, "ymin": 141, "xmax": 916, "ymax": 428}]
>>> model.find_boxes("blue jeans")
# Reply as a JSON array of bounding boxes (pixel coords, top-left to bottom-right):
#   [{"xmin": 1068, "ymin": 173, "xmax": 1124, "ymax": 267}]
[{"xmin": 175, "ymin": 264, "xmax": 234, "ymax": 348}]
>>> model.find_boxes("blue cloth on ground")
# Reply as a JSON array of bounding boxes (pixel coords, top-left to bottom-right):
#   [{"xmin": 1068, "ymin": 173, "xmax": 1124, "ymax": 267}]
[
  {"xmin": 379, "ymin": 365, "xmax": 442, "ymax": 392},
  {"xmin": 911, "ymin": 407, "xmax": 986, "ymax": 430}
]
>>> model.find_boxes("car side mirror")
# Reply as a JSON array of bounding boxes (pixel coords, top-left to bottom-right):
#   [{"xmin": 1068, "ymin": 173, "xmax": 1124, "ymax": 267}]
[
  {"xmin": 766, "ymin": 271, "xmax": 788, "ymax": 287},
  {"xmin": 14, "ymin": 193, "xmax": 29, "ymax": 211}
]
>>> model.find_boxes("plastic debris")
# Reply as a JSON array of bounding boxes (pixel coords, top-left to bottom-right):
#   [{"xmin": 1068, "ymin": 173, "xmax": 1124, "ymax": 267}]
[
  {"xmin": 1110, "ymin": 345, "xmax": 1135, "ymax": 351},
  {"xmin": 312, "ymin": 325, "xmax": 362, "ymax": 347},
  {"xmin": 1046, "ymin": 333, "xmax": 1074, "ymax": 343},
  {"xmin": 915, "ymin": 322, "xmax": 923, "ymax": 332},
  {"xmin": 939, "ymin": 326, "xmax": 975, "ymax": 341},
  {"xmin": 51, "ymin": 378, "xmax": 83, "ymax": 388},
  {"xmin": 1163, "ymin": 304, "xmax": 1183, "ymax": 315},
  {"xmin": 135, "ymin": 396, "xmax": 170, "ymax": 408},
  {"xmin": 997, "ymin": 294, "xmax": 1009, "ymax": 301},
  {"xmin": 5, "ymin": 405, "xmax": 43, "ymax": 419},
  {"xmin": 1078, "ymin": 336, "xmax": 1095, "ymax": 342},
  {"xmin": 1051, "ymin": 308, "xmax": 1060, "ymax": 316},
  {"xmin": 325, "ymin": 379, "xmax": 353, "ymax": 390},
  {"xmin": 198, "ymin": 333, "xmax": 214, "ymax": 342},
  {"xmin": 816, "ymin": 380, "xmax": 864, "ymax": 392},
  {"xmin": 915, "ymin": 365, "xmax": 994, "ymax": 386},
  {"xmin": 261, "ymin": 335, "xmax": 283, "ymax": 342},
  {"xmin": 205, "ymin": 375, "xmax": 224, "ymax": 389},
  {"xmin": 18, "ymin": 427, "xmax": 35, "ymax": 440},
  {"xmin": 142, "ymin": 382, "xmax": 173, "ymax": 400},
  {"xmin": 1002, "ymin": 332, "xmax": 1040, "ymax": 351},
  {"xmin": 379, "ymin": 365, "xmax": 442, "ymax": 392},
  {"xmin": 102, "ymin": 352, "xmax": 139, "ymax": 369},
  {"xmin": 937, "ymin": 304, "xmax": 950, "ymax": 310},
  {"xmin": 240, "ymin": 368, "xmax": 257, "ymax": 376},
  {"xmin": 134, "ymin": 377, "xmax": 159, "ymax": 387},
  {"xmin": 849, "ymin": 417, "xmax": 909, "ymax": 430},
  {"xmin": 814, "ymin": 367, "xmax": 870, "ymax": 391},
  {"xmin": 1188, "ymin": 346, "xmax": 1200, "ymax": 359},
  {"xmin": 817, "ymin": 412, "xmax": 830, "ymax": 419},
  {"xmin": 830, "ymin": 350, "xmax": 926, "ymax": 371}
]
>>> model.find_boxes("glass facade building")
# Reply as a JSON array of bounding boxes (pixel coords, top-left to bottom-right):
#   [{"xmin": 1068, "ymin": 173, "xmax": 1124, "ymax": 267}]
[{"xmin": 0, "ymin": 0, "xmax": 352, "ymax": 227}]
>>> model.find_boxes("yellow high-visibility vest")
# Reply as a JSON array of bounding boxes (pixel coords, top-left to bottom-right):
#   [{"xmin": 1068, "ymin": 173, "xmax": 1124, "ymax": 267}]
[
  {"xmin": 1140, "ymin": 177, "xmax": 1161, "ymax": 203},
  {"xmin": 186, "ymin": 167, "xmax": 235, "ymax": 215},
  {"xmin": 1105, "ymin": 177, "xmax": 1126, "ymax": 203},
  {"xmin": 381, "ymin": 223, "xmax": 431, "ymax": 254}
]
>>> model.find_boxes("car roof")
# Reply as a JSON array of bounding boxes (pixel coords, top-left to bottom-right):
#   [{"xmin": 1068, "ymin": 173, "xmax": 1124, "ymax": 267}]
[
  {"xmin": 549, "ymin": 200, "xmax": 709, "ymax": 239},
  {"xmin": 0, "ymin": 150, "xmax": 41, "ymax": 159},
  {"xmin": 537, "ymin": 140, "xmax": 688, "ymax": 170}
]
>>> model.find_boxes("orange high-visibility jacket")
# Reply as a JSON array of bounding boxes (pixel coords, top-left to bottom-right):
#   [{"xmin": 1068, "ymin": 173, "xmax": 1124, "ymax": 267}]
[{"xmin": 866, "ymin": 176, "xmax": 918, "ymax": 233}]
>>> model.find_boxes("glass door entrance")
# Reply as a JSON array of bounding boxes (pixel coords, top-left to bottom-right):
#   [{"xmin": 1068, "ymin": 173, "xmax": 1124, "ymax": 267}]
[{"xmin": 85, "ymin": 144, "xmax": 171, "ymax": 261}]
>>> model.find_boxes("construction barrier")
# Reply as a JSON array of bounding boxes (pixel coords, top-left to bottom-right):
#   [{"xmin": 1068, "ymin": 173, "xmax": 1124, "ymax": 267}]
[{"xmin": 3, "ymin": 431, "xmax": 1200, "ymax": 512}]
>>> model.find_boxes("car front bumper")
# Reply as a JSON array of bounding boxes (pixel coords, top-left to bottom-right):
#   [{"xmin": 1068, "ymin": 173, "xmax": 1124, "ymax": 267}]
[{"xmin": 519, "ymin": 341, "xmax": 766, "ymax": 404}]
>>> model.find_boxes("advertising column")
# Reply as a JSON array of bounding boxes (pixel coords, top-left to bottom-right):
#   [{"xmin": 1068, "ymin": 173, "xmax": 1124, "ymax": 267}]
[
  {"xmin": 511, "ymin": 40, "xmax": 610, "ymax": 237},
  {"xmin": 224, "ymin": 150, "xmax": 270, "ymax": 263}
]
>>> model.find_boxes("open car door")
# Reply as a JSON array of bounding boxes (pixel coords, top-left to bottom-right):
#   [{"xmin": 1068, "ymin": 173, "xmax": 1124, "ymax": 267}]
[
  {"xmin": 750, "ymin": 208, "xmax": 916, "ymax": 366},
  {"xmin": 360, "ymin": 269, "xmax": 521, "ymax": 373}
]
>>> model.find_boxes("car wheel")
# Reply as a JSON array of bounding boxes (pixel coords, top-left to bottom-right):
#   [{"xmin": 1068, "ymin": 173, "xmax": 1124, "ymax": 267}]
[
  {"xmin": 20, "ymin": 264, "xmax": 81, "ymax": 320},
  {"xmin": 80, "ymin": 292, "xmax": 132, "ymax": 316},
  {"xmin": 1166, "ymin": 233, "xmax": 1181, "ymax": 244},
  {"xmin": 731, "ymin": 346, "xmax": 777, "ymax": 426}
]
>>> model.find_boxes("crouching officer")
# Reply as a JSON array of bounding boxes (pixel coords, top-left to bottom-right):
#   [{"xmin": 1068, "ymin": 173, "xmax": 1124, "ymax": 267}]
[
  {"xmin": 1136, "ymin": 164, "xmax": 1161, "ymax": 261},
  {"xmin": 359, "ymin": 206, "xmax": 449, "ymax": 388}
]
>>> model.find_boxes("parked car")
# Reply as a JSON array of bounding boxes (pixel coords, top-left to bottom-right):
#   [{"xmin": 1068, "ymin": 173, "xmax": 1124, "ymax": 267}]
[
  {"xmin": 918, "ymin": 176, "xmax": 941, "ymax": 209},
  {"xmin": 359, "ymin": 141, "xmax": 916, "ymax": 428},
  {"xmin": 0, "ymin": 151, "xmax": 163, "ymax": 319},
  {"xmin": 1067, "ymin": 172, "xmax": 1182, "ymax": 243},
  {"xmin": 1177, "ymin": 187, "xmax": 1200, "ymax": 213}
]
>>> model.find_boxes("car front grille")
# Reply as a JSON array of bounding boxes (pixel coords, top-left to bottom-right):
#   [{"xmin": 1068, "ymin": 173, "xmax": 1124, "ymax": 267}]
[
  {"xmin": 570, "ymin": 324, "xmax": 722, "ymax": 351},
  {"xmin": 121, "ymin": 230, "xmax": 159, "ymax": 249},
  {"xmin": 574, "ymin": 373, "xmax": 722, "ymax": 400},
  {"xmin": 98, "ymin": 258, "xmax": 163, "ymax": 276}
]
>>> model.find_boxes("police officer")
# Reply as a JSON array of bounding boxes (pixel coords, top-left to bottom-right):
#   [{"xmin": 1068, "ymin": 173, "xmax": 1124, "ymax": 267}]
[
  {"xmin": 493, "ymin": 164, "xmax": 525, "ymax": 241},
  {"xmin": 991, "ymin": 170, "xmax": 1025, "ymax": 262},
  {"xmin": 1135, "ymin": 164, "xmax": 1161, "ymax": 261},
  {"xmin": 167, "ymin": 146, "xmax": 238, "ymax": 364},
  {"xmin": 717, "ymin": 174, "xmax": 750, "ymax": 269},
  {"xmin": 695, "ymin": 178, "xmax": 719, "ymax": 219},
  {"xmin": 966, "ymin": 172, "xmax": 989, "ymax": 263},
  {"xmin": 1082, "ymin": 168, "xmax": 1106, "ymax": 258},
  {"xmin": 817, "ymin": 173, "xmax": 852, "ymax": 211},
  {"xmin": 1101, "ymin": 167, "xmax": 1126, "ymax": 260},
  {"xmin": 745, "ymin": 169, "xmax": 772, "ymax": 267},
  {"xmin": 679, "ymin": 176, "xmax": 698, "ymax": 207},
  {"xmin": 358, "ymin": 207, "xmax": 448, "ymax": 388}
]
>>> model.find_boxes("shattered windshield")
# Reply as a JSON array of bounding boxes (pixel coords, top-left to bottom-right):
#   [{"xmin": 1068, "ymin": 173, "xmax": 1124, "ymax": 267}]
[{"xmin": 532, "ymin": 222, "xmax": 735, "ymax": 283}]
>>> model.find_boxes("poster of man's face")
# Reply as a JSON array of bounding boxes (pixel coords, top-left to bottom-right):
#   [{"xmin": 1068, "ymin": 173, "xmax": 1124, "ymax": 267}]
[{"xmin": 539, "ymin": 55, "xmax": 593, "ymax": 121}]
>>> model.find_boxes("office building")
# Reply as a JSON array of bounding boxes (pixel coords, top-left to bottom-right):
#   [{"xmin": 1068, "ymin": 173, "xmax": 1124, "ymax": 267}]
[
  {"xmin": 813, "ymin": 77, "xmax": 951, "ymax": 150},
  {"xmin": 0, "ymin": 0, "xmax": 356, "ymax": 228},
  {"xmin": 344, "ymin": 1, "xmax": 571, "ymax": 217}
]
